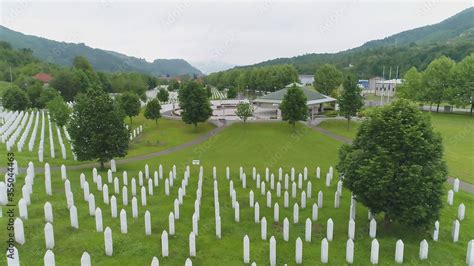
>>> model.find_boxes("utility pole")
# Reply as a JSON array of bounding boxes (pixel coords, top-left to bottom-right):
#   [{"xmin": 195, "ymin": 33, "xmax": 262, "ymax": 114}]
[
  {"xmin": 9, "ymin": 67, "xmax": 13, "ymax": 83},
  {"xmin": 380, "ymin": 66, "xmax": 385, "ymax": 106}
]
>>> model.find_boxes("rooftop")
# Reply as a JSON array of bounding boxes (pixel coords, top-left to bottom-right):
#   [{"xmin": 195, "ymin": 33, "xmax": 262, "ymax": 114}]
[{"xmin": 254, "ymin": 85, "xmax": 336, "ymax": 105}]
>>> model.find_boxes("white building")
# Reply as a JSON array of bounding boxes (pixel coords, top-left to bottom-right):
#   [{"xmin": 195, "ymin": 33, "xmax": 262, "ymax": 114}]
[{"xmin": 374, "ymin": 79, "xmax": 403, "ymax": 97}]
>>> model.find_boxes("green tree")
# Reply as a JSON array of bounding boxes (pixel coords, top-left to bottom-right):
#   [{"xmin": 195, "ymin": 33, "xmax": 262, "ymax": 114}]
[
  {"xmin": 168, "ymin": 79, "xmax": 180, "ymax": 91},
  {"xmin": 118, "ymin": 92, "xmax": 141, "ymax": 124},
  {"xmin": 206, "ymin": 86, "xmax": 212, "ymax": 98},
  {"xmin": 422, "ymin": 56, "xmax": 455, "ymax": 112},
  {"xmin": 235, "ymin": 102, "xmax": 254, "ymax": 124},
  {"xmin": 47, "ymin": 96, "xmax": 71, "ymax": 127},
  {"xmin": 157, "ymin": 88, "xmax": 169, "ymax": 102},
  {"xmin": 38, "ymin": 87, "xmax": 61, "ymax": 108},
  {"xmin": 280, "ymin": 86, "xmax": 308, "ymax": 127},
  {"xmin": 397, "ymin": 67, "xmax": 424, "ymax": 102},
  {"xmin": 144, "ymin": 99, "xmax": 162, "ymax": 126},
  {"xmin": 452, "ymin": 53, "xmax": 474, "ymax": 114},
  {"xmin": 50, "ymin": 69, "xmax": 81, "ymax": 101},
  {"xmin": 313, "ymin": 64, "xmax": 343, "ymax": 96},
  {"xmin": 227, "ymin": 87, "xmax": 238, "ymax": 99},
  {"xmin": 26, "ymin": 83, "xmax": 43, "ymax": 108},
  {"xmin": 338, "ymin": 75, "xmax": 364, "ymax": 129},
  {"xmin": 2, "ymin": 86, "xmax": 30, "ymax": 111},
  {"xmin": 73, "ymin": 56, "xmax": 93, "ymax": 72},
  {"xmin": 337, "ymin": 100, "xmax": 447, "ymax": 228},
  {"xmin": 179, "ymin": 81, "xmax": 212, "ymax": 129},
  {"xmin": 68, "ymin": 87, "xmax": 129, "ymax": 168}
]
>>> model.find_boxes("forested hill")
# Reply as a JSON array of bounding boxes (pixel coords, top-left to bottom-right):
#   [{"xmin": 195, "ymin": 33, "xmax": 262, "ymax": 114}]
[
  {"xmin": 243, "ymin": 7, "xmax": 474, "ymax": 77},
  {"xmin": 0, "ymin": 25, "xmax": 202, "ymax": 77}
]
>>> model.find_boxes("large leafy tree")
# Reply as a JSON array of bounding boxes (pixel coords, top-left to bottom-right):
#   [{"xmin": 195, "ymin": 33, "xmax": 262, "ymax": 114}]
[
  {"xmin": 2, "ymin": 85, "xmax": 30, "ymax": 111},
  {"xmin": 452, "ymin": 53, "xmax": 474, "ymax": 115},
  {"xmin": 47, "ymin": 96, "xmax": 71, "ymax": 127},
  {"xmin": 313, "ymin": 64, "xmax": 342, "ymax": 96},
  {"xmin": 338, "ymin": 75, "xmax": 364, "ymax": 129},
  {"xmin": 422, "ymin": 56, "xmax": 455, "ymax": 112},
  {"xmin": 235, "ymin": 102, "xmax": 254, "ymax": 124},
  {"xmin": 337, "ymin": 100, "xmax": 447, "ymax": 228},
  {"xmin": 68, "ymin": 87, "xmax": 129, "ymax": 168},
  {"xmin": 397, "ymin": 67, "xmax": 424, "ymax": 102},
  {"xmin": 38, "ymin": 87, "xmax": 61, "ymax": 108},
  {"xmin": 50, "ymin": 69, "xmax": 82, "ymax": 101},
  {"xmin": 144, "ymin": 98, "xmax": 162, "ymax": 126},
  {"xmin": 178, "ymin": 81, "xmax": 212, "ymax": 128},
  {"xmin": 26, "ymin": 82, "xmax": 43, "ymax": 108},
  {"xmin": 280, "ymin": 86, "xmax": 308, "ymax": 127},
  {"xmin": 157, "ymin": 88, "xmax": 169, "ymax": 102},
  {"xmin": 118, "ymin": 92, "xmax": 141, "ymax": 124}
]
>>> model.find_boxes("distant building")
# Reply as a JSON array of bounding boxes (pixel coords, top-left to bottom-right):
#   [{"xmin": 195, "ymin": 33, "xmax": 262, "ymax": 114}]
[
  {"xmin": 374, "ymin": 79, "xmax": 403, "ymax": 97},
  {"xmin": 299, "ymin": 75, "xmax": 314, "ymax": 86},
  {"xmin": 33, "ymin": 73, "xmax": 53, "ymax": 85},
  {"xmin": 368, "ymin": 77, "xmax": 384, "ymax": 93}
]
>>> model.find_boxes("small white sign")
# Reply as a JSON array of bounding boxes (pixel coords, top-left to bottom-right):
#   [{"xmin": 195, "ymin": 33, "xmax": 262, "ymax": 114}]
[{"xmin": 192, "ymin": 160, "xmax": 200, "ymax": 165}]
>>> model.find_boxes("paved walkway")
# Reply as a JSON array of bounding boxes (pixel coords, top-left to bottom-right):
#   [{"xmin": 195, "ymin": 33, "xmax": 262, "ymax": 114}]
[{"xmin": 309, "ymin": 120, "xmax": 474, "ymax": 194}]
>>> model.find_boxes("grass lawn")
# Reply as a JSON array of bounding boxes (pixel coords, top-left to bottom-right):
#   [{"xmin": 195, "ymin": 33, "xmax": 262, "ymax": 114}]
[
  {"xmin": 0, "ymin": 109, "xmax": 215, "ymax": 166},
  {"xmin": 2, "ymin": 122, "xmax": 472, "ymax": 265},
  {"xmin": 318, "ymin": 112, "xmax": 474, "ymax": 184}
]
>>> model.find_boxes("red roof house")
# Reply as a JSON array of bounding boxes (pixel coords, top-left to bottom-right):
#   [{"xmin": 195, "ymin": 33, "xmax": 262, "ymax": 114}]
[{"xmin": 33, "ymin": 73, "xmax": 53, "ymax": 84}]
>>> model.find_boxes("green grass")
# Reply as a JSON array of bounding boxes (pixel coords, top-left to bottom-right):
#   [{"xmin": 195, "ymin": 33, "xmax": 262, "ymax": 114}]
[
  {"xmin": 2, "ymin": 122, "xmax": 472, "ymax": 265},
  {"xmin": 0, "ymin": 110, "xmax": 215, "ymax": 166},
  {"xmin": 318, "ymin": 112, "xmax": 474, "ymax": 184}
]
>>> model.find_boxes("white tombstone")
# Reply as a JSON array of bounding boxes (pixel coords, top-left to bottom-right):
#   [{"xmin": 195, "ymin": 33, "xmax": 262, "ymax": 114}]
[
  {"xmin": 185, "ymin": 258, "xmax": 192, "ymax": 266},
  {"xmin": 334, "ymin": 192, "xmax": 340, "ymax": 208},
  {"xmin": 122, "ymin": 186, "xmax": 128, "ymax": 206},
  {"xmin": 467, "ymin": 240, "xmax": 474, "ymax": 266},
  {"xmin": 123, "ymin": 171, "xmax": 128, "ymax": 186},
  {"xmin": 370, "ymin": 218, "xmax": 377, "ymax": 238},
  {"xmin": 61, "ymin": 165, "xmax": 68, "ymax": 180},
  {"xmin": 148, "ymin": 179, "xmax": 153, "ymax": 195},
  {"xmin": 277, "ymin": 182, "xmax": 281, "ymax": 197},
  {"xmin": 270, "ymin": 236, "xmax": 276, "ymax": 266},
  {"xmin": 154, "ymin": 171, "xmax": 159, "ymax": 187},
  {"xmin": 235, "ymin": 201, "xmax": 240, "ymax": 222},
  {"xmin": 161, "ymin": 230, "xmax": 169, "ymax": 257},
  {"xmin": 14, "ymin": 218, "xmax": 25, "ymax": 245},
  {"xmin": 103, "ymin": 184, "xmax": 109, "ymax": 204},
  {"xmin": 44, "ymin": 250, "xmax": 55, "ymax": 266},
  {"xmin": 120, "ymin": 209, "xmax": 127, "ymax": 234},
  {"xmin": 433, "ymin": 221, "xmax": 439, "ymax": 241},
  {"xmin": 88, "ymin": 194, "xmax": 96, "ymax": 216},
  {"xmin": 131, "ymin": 178, "xmax": 137, "ymax": 196},
  {"xmin": 274, "ymin": 203, "xmax": 279, "ymax": 222},
  {"xmin": 346, "ymin": 238, "xmax": 354, "ymax": 264},
  {"xmin": 283, "ymin": 218, "xmax": 289, "ymax": 241},
  {"xmin": 70, "ymin": 205, "xmax": 79, "ymax": 229},
  {"xmin": 150, "ymin": 257, "xmax": 159, "ymax": 266},
  {"xmin": 83, "ymin": 182, "xmax": 90, "ymax": 202},
  {"xmin": 80, "ymin": 174, "xmax": 85, "ymax": 189},
  {"xmin": 298, "ymin": 174, "xmax": 302, "ymax": 189},
  {"xmin": 348, "ymin": 219, "xmax": 355, "ymax": 240},
  {"xmin": 132, "ymin": 197, "xmax": 138, "ymax": 218},
  {"xmin": 246, "ymin": 190, "xmax": 253, "ymax": 208},
  {"xmin": 97, "ymin": 175, "xmax": 102, "ymax": 191},
  {"xmin": 312, "ymin": 203, "xmax": 319, "ymax": 221},
  {"xmin": 318, "ymin": 191, "xmax": 323, "ymax": 208},
  {"xmin": 327, "ymin": 218, "xmax": 334, "ymax": 241},
  {"xmin": 169, "ymin": 212, "xmax": 176, "ymax": 235},
  {"xmin": 110, "ymin": 159, "xmax": 116, "ymax": 172},
  {"xmin": 447, "ymin": 189, "xmax": 454, "ymax": 206},
  {"xmin": 114, "ymin": 178, "xmax": 120, "ymax": 194},
  {"xmin": 261, "ymin": 217, "xmax": 267, "ymax": 240},
  {"xmin": 192, "ymin": 213, "xmax": 198, "ymax": 236},
  {"xmin": 453, "ymin": 178, "xmax": 460, "ymax": 192},
  {"xmin": 266, "ymin": 191, "xmax": 272, "ymax": 208},
  {"xmin": 141, "ymin": 186, "xmax": 147, "ymax": 206},
  {"xmin": 189, "ymin": 232, "xmax": 196, "ymax": 257},
  {"xmin": 110, "ymin": 196, "xmax": 117, "ymax": 218},
  {"xmin": 419, "ymin": 239, "xmax": 428, "ymax": 260},
  {"xmin": 295, "ymin": 237, "xmax": 303, "ymax": 264},
  {"xmin": 321, "ymin": 238, "xmax": 329, "ymax": 263},
  {"xmin": 452, "ymin": 219, "xmax": 460, "ymax": 242},
  {"xmin": 44, "ymin": 222, "xmax": 54, "ymax": 249},
  {"xmin": 174, "ymin": 199, "xmax": 180, "ymax": 220},
  {"xmin": 66, "ymin": 191, "xmax": 74, "ymax": 209},
  {"xmin": 458, "ymin": 203, "xmax": 465, "ymax": 221},
  {"xmin": 395, "ymin": 239, "xmax": 404, "ymax": 263},
  {"xmin": 44, "ymin": 202, "xmax": 53, "ymax": 223},
  {"xmin": 95, "ymin": 207, "xmax": 103, "ymax": 232},
  {"xmin": 305, "ymin": 218, "xmax": 312, "ymax": 242},
  {"xmin": 81, "ymin": 252, "xmax": 91, "ymax": 266},
  {"xmin": 284, "ymin": 191, "xmax": 289, "ymax": 208},
  {"xmin": 165, "ymin": 179, "xmax": 170, "ymax": 195},
  {"xmin": 293, "ymin": 203, "xmax": 299, "ymax": 224},
  {"xmin": 216, "ymin": 216, "xmax": 221, "ymax": 239},
  {"xmin": 254, "ymin": 202, "xmax": 260, "ymax": 223},
  {"xmin": 104, "ymin": 227, "xmax": 113, "ymax": 256},
  {"xmin": 243, "ymin": 235, "xmax": 250, "ymax": 263},
  {"xmin": 371, "ymin": 239, "xmax": 379, "ymax": 264},
  {"xmin": 301, "ymin": 191, "xmax": 307, "ymax": 208},
  {"xmin": 291, "ymin": 182, "xmax": 296, "ymax": 198}
]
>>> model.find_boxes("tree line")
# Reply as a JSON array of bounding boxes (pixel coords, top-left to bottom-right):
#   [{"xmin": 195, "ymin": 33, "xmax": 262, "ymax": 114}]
[{"xmin": 397, "ymin": 53, "xmax": 474, "ymax": 114}]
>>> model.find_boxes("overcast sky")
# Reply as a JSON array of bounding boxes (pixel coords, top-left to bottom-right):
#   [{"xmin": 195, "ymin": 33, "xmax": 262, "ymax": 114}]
[{"xmin": 1, "ymin": 0, "xmax": 472, "ymax": 67}]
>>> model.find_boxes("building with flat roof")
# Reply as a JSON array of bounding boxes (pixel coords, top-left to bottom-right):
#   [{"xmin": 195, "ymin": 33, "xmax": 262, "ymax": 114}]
[
  {"xmin": 253, "ymin": 83, "xmax": 336, "ymax": 120},
  {"xmin": 374, "ymin": 79, "xmax": 402, "ymax": 97}
]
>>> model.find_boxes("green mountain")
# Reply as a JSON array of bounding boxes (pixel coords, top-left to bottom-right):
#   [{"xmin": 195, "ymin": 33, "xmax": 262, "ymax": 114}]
[
  {"xmin": 244, "ymin": 7, "xmax": 474, "ymax": 77},
  {"xmin": 0, "ymin": 25, "xmax": 202, "ymax": 77}
]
